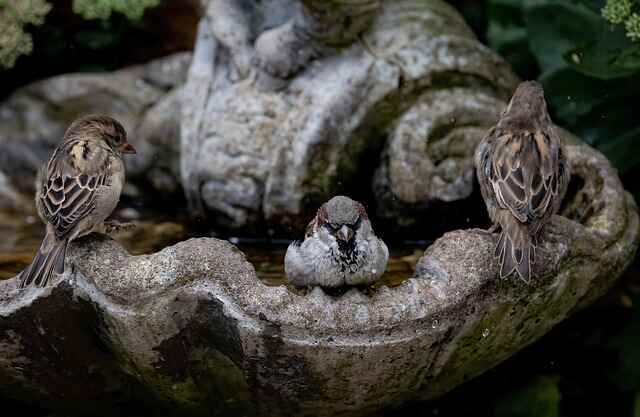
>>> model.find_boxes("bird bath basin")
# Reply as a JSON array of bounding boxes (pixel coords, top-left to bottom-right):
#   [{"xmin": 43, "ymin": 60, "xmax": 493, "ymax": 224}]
[{"xmin": 0, "ymin": 138, "xmax": 637, "ymax": 417}]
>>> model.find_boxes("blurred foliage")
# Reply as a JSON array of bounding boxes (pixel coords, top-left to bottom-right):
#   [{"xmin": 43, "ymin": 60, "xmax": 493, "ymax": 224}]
[
  {"xmin": 0, "ymin": 0, "xmax": 51, "ymax": 68},
  {"xmin": 72, "ymin": 0, "xmax": 161, "ymax": 20},
  {"xmin": 602, "ymin": 0, "xmax": 640, "ymax": 41},
  {"xmin": 0, "ymin": 0, "xmax": 196, "ymax": 99},
  {"xmin": 0, "ymin": 0, "xmax": 163, "ymax": 70}
]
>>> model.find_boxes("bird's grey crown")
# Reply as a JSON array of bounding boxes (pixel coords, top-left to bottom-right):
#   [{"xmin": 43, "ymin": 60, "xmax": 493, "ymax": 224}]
[{"xmin": 322, "ymin": 196, "xmax": 363, "ymax": 225}]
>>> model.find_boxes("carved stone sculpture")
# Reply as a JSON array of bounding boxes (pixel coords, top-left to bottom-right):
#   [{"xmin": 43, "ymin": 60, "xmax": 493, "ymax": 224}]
[{"xmin": 181, "ymin": 0, "xmax": 519, "ymax": 231}]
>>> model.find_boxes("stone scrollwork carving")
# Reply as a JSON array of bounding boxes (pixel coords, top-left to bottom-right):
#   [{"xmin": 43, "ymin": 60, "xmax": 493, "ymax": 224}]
[{"xmin": 181, "ymin": 0, "xmax": 519, "ymax": 231}]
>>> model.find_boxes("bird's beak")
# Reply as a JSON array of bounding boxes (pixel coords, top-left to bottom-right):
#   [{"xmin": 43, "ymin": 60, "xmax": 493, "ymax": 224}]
[
  {"xmin": 337, "ymin": 225, "xmax": 354, "ymax": 243},
  {"xmin": 120, "ymin": 143, "xmax": 137, "ymax": 154}
]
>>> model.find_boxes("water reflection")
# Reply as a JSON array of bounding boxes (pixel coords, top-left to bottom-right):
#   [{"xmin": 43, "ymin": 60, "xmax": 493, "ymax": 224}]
[
  {"xmin": 0, "ymin": 209, "xmax": 190, "ymax": 280},
  {"xmin": 0, "ymin": 211, "xmax": 41, "ymax": 280},
  {"xmin": 0, "ymin": 209, "xmax": 425, "ymax": 287},
  {"xmin": 237, "ymin": 241, "xmax": 424, "ymax": 288}
]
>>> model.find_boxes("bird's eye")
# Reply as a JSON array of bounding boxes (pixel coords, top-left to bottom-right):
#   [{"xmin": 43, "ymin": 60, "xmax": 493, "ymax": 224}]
[{"xmin": 112, "ymin": 135, "xmax": 121, "ymax": 144}]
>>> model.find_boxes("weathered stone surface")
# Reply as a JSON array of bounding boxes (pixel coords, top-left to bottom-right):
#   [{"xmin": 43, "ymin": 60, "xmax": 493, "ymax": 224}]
[
  {"xmin": 0, "ymin": 52, "xmax": 191, "ymax": 209},
  {"xmin": 0, "ymin": 1, "xmax": 520, "ymax": 232},
  {"xmin": 372, "ymin": 88, "xmax": 506, "ymax": 232},
  {"xmin": 181, "ymin": 0, "xmax": 519, "ymax": 231},
  {"xmin": 0, "ymin": 139, "xmax": 636, "ymax": 416},
  {"xmin": 371, "ymin": 108, "xmax": 599, "ymax": 237}
]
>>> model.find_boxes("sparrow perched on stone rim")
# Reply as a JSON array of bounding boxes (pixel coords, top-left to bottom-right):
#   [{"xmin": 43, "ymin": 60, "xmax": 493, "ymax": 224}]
[
  {"xmin": 18, "ymin": 115, "xmax": 136, "ymax": 288},
  {"xmin": 284, "ymin": 196, "xmax": 389, "ymax": 288},
  {"xmin": 475, "ymin": 81, "xmax": 570, "ymax": 282}
]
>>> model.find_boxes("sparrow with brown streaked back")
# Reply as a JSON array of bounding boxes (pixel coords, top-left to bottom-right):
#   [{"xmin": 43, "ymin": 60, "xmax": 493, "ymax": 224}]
[
  {"xmin": 475, "ymin": 81, "xmax": 570, "ymax": 282},
  {"xmin": 285, "ymin": 196, "xmax": 389, "ymax": 288},
  {"xmin": 18, "ymin": 115, "xmax": 136, "ymax": 288}
]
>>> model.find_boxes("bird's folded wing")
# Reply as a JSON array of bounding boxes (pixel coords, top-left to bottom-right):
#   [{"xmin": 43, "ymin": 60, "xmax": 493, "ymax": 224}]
[
  {"xmin": 490, "ymin": 132, "xmax": 559, "ymax": 224},
  {"xmin": 39, "ymin": 150, "xmax": 107, "ymax": 240}
]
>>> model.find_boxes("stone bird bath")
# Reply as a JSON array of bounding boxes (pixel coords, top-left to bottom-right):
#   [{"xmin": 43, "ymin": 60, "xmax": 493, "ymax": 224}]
[
  {"xmin": 0, "ymin": 137, "xmax": 637, "ymax": 416},
  {"xmin": 0, "ymin": 0, "xmax": 637, "ymax": 416}
]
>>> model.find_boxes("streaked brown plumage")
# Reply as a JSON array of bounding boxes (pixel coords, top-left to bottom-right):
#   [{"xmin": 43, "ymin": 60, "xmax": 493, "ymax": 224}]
[
  {"xmin": 475, "ymin": 81, "xmax": 570, "ymax": 282},
  {"xmin": 18, "ymin": 115, "xmax": 136, "ymax": 288}
]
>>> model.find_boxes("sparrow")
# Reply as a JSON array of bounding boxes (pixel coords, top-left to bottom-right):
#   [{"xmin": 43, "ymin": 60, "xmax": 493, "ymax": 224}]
[
  {"xmin": 475, "ymin": 81, "xmax": 570, "ymax": 282},
  {"xmin": 284, "ymin": 196, "xmax": 389, "ymax": 288},
  {"xmin": 18, "ymin": 115, "xmax": 136, "ymax": 288}
]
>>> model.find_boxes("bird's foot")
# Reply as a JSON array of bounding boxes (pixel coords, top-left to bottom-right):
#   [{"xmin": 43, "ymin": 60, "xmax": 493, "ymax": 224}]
[
  {"xmin": 104, "ymin": 220, "xmax": 136, "ymax": 235},
  {"xmin": 540, "ymin": 221, "xmax": 566, "ymax": 246},
  {"xmin": 479, "ymin": 224, "xmax": 499, "ymax": 235}
]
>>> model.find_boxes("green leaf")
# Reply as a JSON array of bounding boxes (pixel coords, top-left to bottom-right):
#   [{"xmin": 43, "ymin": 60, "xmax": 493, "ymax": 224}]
[
  {"xmin": 598, "ymin": 126, "xmax": 640, "ymax": 173},
  {"xmin": 488, "ymin": 22, "xmax": 541, "ymax": 78},
  {"xmin": 525, "ymin": 2, "xmax": 603, "ymax": 76},
  {"xmin": 540, "ymin": 68, "xmax": 609, "ymax": 126},
  {"xmin": 579, "ymin": 0, "xmax": 609, "ymax": 14},
  {"xmin": 487, "ymin": 0, "xmax": 542, "ymax": 79},
  {"xmin": 565, "ymin": 24, "xmax": 638, "ymax": 79},
  {"xmin": 614, "ymin": 45, "xmax": 640, "ymax": 71}
]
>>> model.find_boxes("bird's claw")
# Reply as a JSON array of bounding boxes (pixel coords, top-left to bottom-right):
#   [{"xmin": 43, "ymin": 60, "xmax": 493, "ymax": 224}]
[
  {"xmin": 104, "ymin": 220, "xmax": 136, "ymax": 235},
  {"xmin": 479, "ymin": 224, "xmax": 499, "ymax": 236},
  {"xmin": 543, "ymin": 222, "xmax": 564, "ymax": 244}
]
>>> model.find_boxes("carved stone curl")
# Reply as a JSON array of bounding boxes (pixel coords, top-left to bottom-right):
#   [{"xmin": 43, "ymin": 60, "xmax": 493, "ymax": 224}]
[{"xmin": 181, "ymin": 0, "xmax": 519, "ymax": 231}]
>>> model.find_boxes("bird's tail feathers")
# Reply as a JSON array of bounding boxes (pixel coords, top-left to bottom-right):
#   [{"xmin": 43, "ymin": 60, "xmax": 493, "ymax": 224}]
[
  {"xmin": 495, "ymin": 221, "xmax": 534, "ymax": 283},
  {"xmin": 18, "ymin": 235, "xmax": 68, "ymax": 288}
]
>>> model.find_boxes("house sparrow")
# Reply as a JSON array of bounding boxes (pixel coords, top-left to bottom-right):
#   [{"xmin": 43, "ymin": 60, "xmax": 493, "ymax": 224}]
[
  {"xmin": 18, "ymin": 115, "xmax": 136, "ymax": 288},
  {"xmin": 284, "ymin": 196, "xmax": 389, "ymax": 288},
  {"xmin": 475, "ymin": 81, "xmax": 570, "ymax": 282}
]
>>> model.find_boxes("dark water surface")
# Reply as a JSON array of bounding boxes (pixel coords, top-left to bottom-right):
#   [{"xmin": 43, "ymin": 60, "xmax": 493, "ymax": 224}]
[
  {"xmin": 0, "ymin": 209, "xmax": 424, "ymax": 287},
  {"xmin": 236, "ymin": 240, "xmax": 422, "ymax": 289},
  {"xmin": 0, "ymin": 209, "xmax": 192, "ymax": 280}
]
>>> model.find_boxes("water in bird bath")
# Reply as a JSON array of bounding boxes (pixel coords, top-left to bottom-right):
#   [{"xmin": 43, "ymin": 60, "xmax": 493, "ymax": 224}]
[
  {"xmin": 234, "ymin": 240, "xmax": 424, "ymax": 289},
  {"xmin": 0, "ymin": 208, "xmax": 190, "ymax": 280},
  {"xmin": 0, "ymin": 208, "xmax": 425, "ymax": 288}
]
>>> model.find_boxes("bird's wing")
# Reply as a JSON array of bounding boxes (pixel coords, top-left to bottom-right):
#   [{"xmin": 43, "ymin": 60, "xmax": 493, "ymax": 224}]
[
  {"xmin": 284, "ymin": 241, "xmax": 313, "ymax": 285},
  {"xmin": 554, "ymin": 143, "xmax": 570, "ymax": 214},
  {"xmin": 38, "ymin": 142, "xmax": 108, "ymax": 240},
  {"xmin": 489, "ymin": 130, "xmax": 560, "ymax": 226}
]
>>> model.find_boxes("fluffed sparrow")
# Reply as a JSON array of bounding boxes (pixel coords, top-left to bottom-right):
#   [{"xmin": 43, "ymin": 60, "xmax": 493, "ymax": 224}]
[
  {"xmin": 18, "ymin": 115, "xmax": 136, "ymax": 288},
  {"xmin": 475, "ymin": 81, "xmax": 570, "ymax": 282},
  {"xmin": 285, "ymin": 196, "xmax": 389, "ymax": 288}
]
